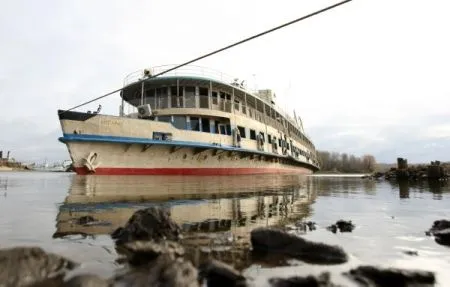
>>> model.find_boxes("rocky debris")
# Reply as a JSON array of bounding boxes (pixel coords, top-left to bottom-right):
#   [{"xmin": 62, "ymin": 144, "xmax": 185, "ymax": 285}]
[
  {"xmin": 0, "ymin": 246, "xmax": 78, "ymax": 287},
  {"xmin": 64, "ymin": 274, "xmax": 111, "ymax": 287},
  {"xmin": 344, "ymin": 265, "xmax": 435, "ymax": 287},
  {"xmin": 425, "ymin": 220, "xmax": 450, "ymax": 246},
  {"xmin": 250, "ymin": 227, "xmax": 348, "ymax": 264},
  {"xmin": 295, "ymin": 221, "xmax": 317, "ymax": 232},
  {"xmin": 116, "ymin": 240, "xmax": 185, "ymax": 266},
  {"xmin": 113, "ymin": 254, "xmax": 199, "ymax": 287},
  {"xmin": 198, "ymin": 259, "xmax": 247, "ymax": 287},
  {"xmin": 327, "ymin": 220, "xmax": 355, "ymax": 234},
  {"xmin": 425, "ymin": 220, "xmax": 450, "ymax": 235},
  {"xmin": 111, "ymin": 206, "xmax": 181, "ymax": 245},
  {"xmin": 432, "ymin": 229, "xmax": 450, "ymax": 246},
  {"xmin": 364, "ymin": 158, "xmax": 449, "ymax": 182},
  {"xmin": 268, "ymin": 272, "xmax": 337, "ymax": 287}
]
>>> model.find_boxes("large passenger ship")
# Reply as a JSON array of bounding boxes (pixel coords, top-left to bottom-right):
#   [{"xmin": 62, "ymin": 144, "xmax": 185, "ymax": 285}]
[{"xmin": 57, "ymin": 65, "xmax": 320, "ymax": 175}]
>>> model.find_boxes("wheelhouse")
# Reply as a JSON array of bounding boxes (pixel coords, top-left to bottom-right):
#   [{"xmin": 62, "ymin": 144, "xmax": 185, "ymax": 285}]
[{"xmin": 120, "ymin": 65, "xmax": 319, "ymax": 166}]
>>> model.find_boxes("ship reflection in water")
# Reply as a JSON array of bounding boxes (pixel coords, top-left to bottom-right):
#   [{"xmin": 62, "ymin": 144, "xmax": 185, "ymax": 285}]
[{"xmin": 54, "ymin": 174, "xmax": 315, "ymax": 268}]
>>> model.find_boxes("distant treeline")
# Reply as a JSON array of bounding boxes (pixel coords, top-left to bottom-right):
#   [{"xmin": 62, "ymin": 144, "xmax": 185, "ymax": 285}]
[{"xmin": 317, "ymin": 151, "xmax": 376, "ymax": 173}]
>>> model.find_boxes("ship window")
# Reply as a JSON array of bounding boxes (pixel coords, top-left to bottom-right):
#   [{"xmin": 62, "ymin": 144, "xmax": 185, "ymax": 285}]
[
  {"xmin": 278, "ymin": 139, "xmax": 282, "ymax": 147},
  {"xmin": 185, "ymin": 86, "xmax": 196, "ymax": 108},
  {"xmin": 226, "ymin": 124, "xmax": 231, "ymax": 136},
  {"xmin": 268, "ymin": 135, "xmax": 272, "ymax": 144},
  {"xmin": 250, "ymin": 129, "xmax": 256, "ymax": 140},
  {"xmin": 287, "ymin": 143, "xmax": 290, "ymax": 150},
  {"xmin": 157, "ymin": 116, "xmax": 171, "ymax": 123},
  {"xmin": 170, "ymin": 86, "xmax": 182, "ymax": 108},
  {"xmin": 157, "ymin": 87, "xmax": 169, "ymax": 108},
  {"xmin": 199, "ymin": 87, "xmax": 208, "ymax": 96},
  {"xmin": 237, "ymin": 126, "xmax": 246, "ymax": 138},
  {"xmin": 145, "ymin": 89, "xmax": 155, "ymax": 108},
  {"xmin": 190, "ymin": 117, "xmax": 200, "ymax": 131},
  {"xmin": 212, "ymin": 91, "xmax": 218, "ymax": 104},
  {"xmin": 219, "ymin": 125, "xmax": 226, "ymax": 135},
  {"xmin": 201, "ymin": 118, "xmax": 210, "ymax": 133},
  {"xmin": 259, "ymin": 132, "xmax": 265, "ymax": 142},
  {"xmin": 173, "ymin": 116, "xmax": 187, "ymax": 129},
  {"xmin": 234, "ymin": 100, "xmax": 240, "ymax": 111}
]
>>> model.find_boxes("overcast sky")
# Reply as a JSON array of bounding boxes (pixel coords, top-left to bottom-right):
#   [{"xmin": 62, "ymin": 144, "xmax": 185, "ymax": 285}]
[{"xmin": 1, "ymin": 0, "xmax": 449, "ymax": 164}]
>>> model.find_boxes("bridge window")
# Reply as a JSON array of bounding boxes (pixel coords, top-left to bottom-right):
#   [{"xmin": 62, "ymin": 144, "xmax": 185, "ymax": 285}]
[
  {"xmin": 190, "ymin": 116, "xmax": 200, "ymax": 131},
  {"xmin": 201, "ymin": 118, "xmax": 210, "ymax": 133},
  {"xmin": 212, "ymin": 91, "xmax": 218, "ymax": 104},
  {"xmin": 173, "ymin": 116, "xmax": 187, "ymax": 129},
  {"xmin": 157, "ymin": 115, "xmax": 171, "ymax": 123},
  {"xmin": 199, "ymin": 87, "xmax": 209, "ymax": 108},
  {"xmin": 145, "ymin": 89, "xmax": 155, "ymax": 108},
  {"xmin": 268, "ymin": 135, "xmax": 272, "ymax": 144},
  {"xmin": 185, "ymin": 86, "xmax": 196, "ymax": 108}
]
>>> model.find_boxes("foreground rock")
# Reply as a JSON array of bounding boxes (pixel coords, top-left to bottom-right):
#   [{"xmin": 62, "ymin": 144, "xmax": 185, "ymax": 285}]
[
  {"xmin": 327, "ymin": 220, "xmax": 355, "ymax": 233},
  {"xmin": 113, "ymin": 254, "xmax": 199, "ymax": 287},
  {"xmin": 111, "ymin": 206, "xmax": 181, "ymax": 245},
  {"xmin": 425, "ymin": 220, "xmax": 450, "ymax": 246},
  {"xmin": 116, "ymin": 240, "xmax": 185, "ymax": 266},
  {"xmin": 250, "ymin": 228, "xmax": 348, "ymax": 264},
  {"xmin": 269, "ymin": 272, "xmax": 336, "ymax": 287},
  {"xmin": 344, "ymin": 265, "xmax": 435, "ymax": 286},
  {"xmin": 0, "ymin": 246, "xmax": 78, "ymax": 287},
  {"xmin": 199, "ymin": 259, "xmax": 247, "ymax": 287}
]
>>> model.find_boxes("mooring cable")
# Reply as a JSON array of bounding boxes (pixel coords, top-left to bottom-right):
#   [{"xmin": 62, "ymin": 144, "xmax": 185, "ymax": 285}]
[{"xmin": 59, "ymin": 0, "xmax": 352, "ymax": 115}]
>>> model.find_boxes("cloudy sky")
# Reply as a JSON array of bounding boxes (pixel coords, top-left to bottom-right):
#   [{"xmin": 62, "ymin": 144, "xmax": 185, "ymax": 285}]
[{"xmin": 1, "ymin": 0, "xmax": 449, "ymax": 164}]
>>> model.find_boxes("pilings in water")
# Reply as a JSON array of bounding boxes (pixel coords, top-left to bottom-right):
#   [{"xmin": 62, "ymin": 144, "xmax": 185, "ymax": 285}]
[{"xmin": 365, "ymin": 158, "xmax": 448, "ymax": 181}]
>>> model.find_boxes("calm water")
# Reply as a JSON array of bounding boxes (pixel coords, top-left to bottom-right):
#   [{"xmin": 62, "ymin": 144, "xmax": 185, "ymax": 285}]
[{"xmin": 0, "ymin": 171, "xmax": 449, "ymax": 286}]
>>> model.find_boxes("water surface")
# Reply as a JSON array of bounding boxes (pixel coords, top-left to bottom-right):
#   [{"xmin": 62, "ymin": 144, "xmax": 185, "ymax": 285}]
[{"xmin": 0, "ymin": 172, "xmax": 449, "ymax": 285}]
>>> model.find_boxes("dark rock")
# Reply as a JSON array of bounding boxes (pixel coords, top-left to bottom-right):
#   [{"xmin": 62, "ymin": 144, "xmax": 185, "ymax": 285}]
[
  {"xmin": 425, "ymin": 220, "xmax": 450, "ymax": 246},
  {"xmin": 113, "ymin": 254, "xmax": 199, "ymax": 287},
  {"xmin": 0, "ymin": 246, "xmax": 78, "ymax": 287},
  {"xmin": 64, "ymin": 274, "xmax": 110, "ymax": 287},
  {"xmin": 250, "ymin": 228, "xmax": 348, "ymax": 264},
  {"xmin": 336, "ymin": 220, "xmax": 355, "ymax": 232},
  {"xmin": 426, "ymin": 220, "xmax": 450, "ymax": 235},
  {"xmin": 326, "ymin": 225, "xmax": 338, "ymax": 234},
  {"xmin": 199, "ymin": 259, "xmax": 247, "ymax": 287},
  {"xmin": 116, "ymin": 240, "xmax": 185, "ymax": 266},
  {"xmin": 295, "ymin": 221, "xmax": 316, "ymax": 232},
  {"xmin": 111, "ymin": 206, "xmax": 181, "ymax": 245},
  {"xmin": 433, "ymin": 228, "xmax": 450, "ymax": 246},
  {"xmin": 344, "ymin": 265, "xmax": 435, "ymax": 287},
  {"xmin": 269, "ymin": 272, "xmax": 336, "ymax": 287},
  {"xmin": 327, "ymin": 220, "xmax": 354, "ymax": 233}
]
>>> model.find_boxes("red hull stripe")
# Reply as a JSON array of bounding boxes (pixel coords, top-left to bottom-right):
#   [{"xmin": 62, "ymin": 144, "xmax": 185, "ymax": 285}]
[{"xmin": 74, "ymin": 167, "xmax": 312, "ymax": 176}]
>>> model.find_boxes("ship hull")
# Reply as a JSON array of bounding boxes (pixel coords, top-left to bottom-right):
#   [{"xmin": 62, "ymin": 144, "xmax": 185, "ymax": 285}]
[
  {"xmin": 58, "ymin": 111, "xmax": 318, "ymax": 176},
  {"xmin": 66, "ymin": 141, "xmax": 313, "ymax": 175}
]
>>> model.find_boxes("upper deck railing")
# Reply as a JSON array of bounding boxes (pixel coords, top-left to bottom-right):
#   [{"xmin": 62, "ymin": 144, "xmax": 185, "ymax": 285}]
[{"xmin": 123, "ymin": 64, "xmax": 255, "ymax": 93}]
